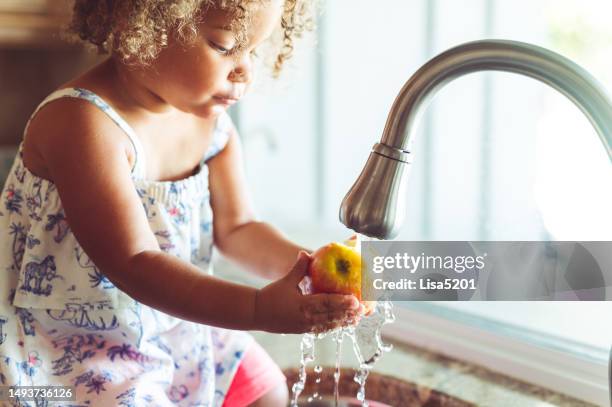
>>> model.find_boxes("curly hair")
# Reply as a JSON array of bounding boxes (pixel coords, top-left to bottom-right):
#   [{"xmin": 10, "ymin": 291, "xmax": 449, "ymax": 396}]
[{"xmin": 67, "ymin": 0, "xmax": 314, "ymax": 76}]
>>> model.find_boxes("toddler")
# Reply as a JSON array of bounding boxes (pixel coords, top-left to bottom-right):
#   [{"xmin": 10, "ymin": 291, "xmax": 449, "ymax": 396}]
[{"xmin": 0, "ymin": 0, "xmax": 363, "ymax": 405}]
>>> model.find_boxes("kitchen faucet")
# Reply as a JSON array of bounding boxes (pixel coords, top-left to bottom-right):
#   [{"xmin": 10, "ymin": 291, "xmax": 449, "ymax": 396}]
[
  {"xmin": 339, "ymin": 40, "xmax": 612, "ymax": 240},
  {"xmin": 339, "ymin": 39, "xmax": 612, "ymax": 406}
]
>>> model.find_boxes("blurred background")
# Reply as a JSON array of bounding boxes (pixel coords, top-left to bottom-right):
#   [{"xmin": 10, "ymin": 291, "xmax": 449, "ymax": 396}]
[{"xmin": 0, "ymin": 0, "xmax": 610, "ymax": 405}]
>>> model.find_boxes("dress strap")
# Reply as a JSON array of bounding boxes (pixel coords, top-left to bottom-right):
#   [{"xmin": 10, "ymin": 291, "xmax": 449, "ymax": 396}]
[
  {"xmin": 202, "ymin": 111, "xmax": 233, "ymax": 164},
  {"xmin": 24, "ymin": 87, "xmax": 147, "ymax": 179}
]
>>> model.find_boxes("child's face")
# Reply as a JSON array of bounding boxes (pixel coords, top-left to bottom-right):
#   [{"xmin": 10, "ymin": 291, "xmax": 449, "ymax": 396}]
[{"xmin": 146, "ymin": 1, "xmax": 283, "ymax": 118}]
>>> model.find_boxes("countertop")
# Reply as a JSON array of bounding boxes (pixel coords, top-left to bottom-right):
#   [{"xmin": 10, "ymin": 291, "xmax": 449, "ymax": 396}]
[{"xmin": 249, "ymin": 329, "xmax": 597, "ymax": 407}]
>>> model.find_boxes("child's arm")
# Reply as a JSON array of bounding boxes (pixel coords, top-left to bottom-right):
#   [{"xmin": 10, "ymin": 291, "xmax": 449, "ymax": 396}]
[
  {"xmin": 30, "ymin": 99, "xmax": 359, "ymax": 333},
  {"xmin": 208, "ymin": 127, "xmax": 311, "ymax": 280}
]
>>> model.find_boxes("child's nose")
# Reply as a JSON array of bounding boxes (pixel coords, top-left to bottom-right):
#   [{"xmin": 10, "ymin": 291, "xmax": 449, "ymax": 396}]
[{"xmin": 229, "ymin": 58, "xmax": 252, "ymax": 84}]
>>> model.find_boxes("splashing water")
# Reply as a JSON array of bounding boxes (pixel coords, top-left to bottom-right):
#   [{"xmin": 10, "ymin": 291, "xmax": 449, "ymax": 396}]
[
  {"xmin": 291, "ymin": 331, "xmax": 317, "ymax": 406},
  {"xmin": 291, "ymin": 234, "xmax": 395, "ymax": 406},
  {"xmin": 351, "ymin": 300, "xmax": 395, "ymax": 406}
]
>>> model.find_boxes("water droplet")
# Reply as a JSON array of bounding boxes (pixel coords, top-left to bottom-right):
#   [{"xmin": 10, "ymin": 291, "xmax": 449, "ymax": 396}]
[{"xmin": 314, "ymin": 365, "xmax": 322, "ymax": 373}]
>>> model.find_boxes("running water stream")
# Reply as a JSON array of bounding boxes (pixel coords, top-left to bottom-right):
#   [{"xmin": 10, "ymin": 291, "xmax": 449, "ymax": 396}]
[
  {"xmin": 291, "ymin": 235, "xmax": 395, "ymax": 406},
  {"xmin": 333, "ymin": 329, "xmax": 343, "ymax": 405}
]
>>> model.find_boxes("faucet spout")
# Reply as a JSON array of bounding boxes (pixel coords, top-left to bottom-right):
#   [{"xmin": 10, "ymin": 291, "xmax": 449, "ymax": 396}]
[{"xmin": 340, "ymin": 39, "xmax": 612, "ymax": 239}]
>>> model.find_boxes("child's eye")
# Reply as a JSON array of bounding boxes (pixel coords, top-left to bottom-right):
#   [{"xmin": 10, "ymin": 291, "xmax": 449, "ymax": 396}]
[{"xmin": 209, "ymin": 41, "xmax": 234, "ymax": 55}]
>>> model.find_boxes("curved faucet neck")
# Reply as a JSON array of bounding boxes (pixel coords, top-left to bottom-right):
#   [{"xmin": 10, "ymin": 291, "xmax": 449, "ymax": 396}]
[
  {"xmin": 381, "ymin": 40, "xmax": 612, "ymax": 161},
  {"xmin": 340, "ymin": 40, "xmax": 612, "ymax": 239}
]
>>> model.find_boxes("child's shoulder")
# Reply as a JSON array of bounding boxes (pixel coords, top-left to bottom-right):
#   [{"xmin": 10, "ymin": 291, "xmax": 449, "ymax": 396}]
[
  {"xmin": 22, "ymin": 96, "xmax": 134, "ymax": 183},
  {"xmin": 22, "ymin": 79, "xmax": 136, "ymax": 183}
]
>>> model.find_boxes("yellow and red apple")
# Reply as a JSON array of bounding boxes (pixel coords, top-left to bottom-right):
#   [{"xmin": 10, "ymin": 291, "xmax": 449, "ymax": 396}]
[{"xmin": 308, "ymin": 236, "xmax": 376, "ymax": 316}]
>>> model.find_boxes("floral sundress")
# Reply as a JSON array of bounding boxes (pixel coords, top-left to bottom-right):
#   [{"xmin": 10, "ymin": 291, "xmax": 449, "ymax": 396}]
[{"xmin": 0, "ymin": 88, "xmax": 253, "ymax": 406}]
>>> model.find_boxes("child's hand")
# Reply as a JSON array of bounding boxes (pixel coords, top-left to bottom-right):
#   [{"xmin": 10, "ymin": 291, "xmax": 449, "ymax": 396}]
[{"xmin": 254, "ymin": 251, "xmax": 362, "ymax": 334}]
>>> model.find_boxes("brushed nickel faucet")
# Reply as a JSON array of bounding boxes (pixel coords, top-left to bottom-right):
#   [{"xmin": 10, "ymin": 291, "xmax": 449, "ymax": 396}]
[{"xmin": 339, "ymin": 40, "xmax": 612, "ymax": 240}]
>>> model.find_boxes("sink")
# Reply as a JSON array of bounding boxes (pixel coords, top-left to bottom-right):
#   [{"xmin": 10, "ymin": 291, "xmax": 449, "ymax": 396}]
[{"xmin": 284, "ymin": 367, "xmax": 475, "ymax": 406}]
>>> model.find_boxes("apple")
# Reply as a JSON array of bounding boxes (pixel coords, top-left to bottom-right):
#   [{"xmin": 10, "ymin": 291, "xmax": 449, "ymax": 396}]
[
  {"xmin": 308, "ymin": 237, "xmax": 376, "ymax": 316},
  {"xmin": 309, "ymin": 241, "xmax": 362, "ymax": 299}
]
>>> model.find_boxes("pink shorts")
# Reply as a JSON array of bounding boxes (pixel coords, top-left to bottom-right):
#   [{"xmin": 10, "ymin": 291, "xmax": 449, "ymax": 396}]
[{"xmin": 222, "ymin": 340, "xmax": 287, "ymax": 407}]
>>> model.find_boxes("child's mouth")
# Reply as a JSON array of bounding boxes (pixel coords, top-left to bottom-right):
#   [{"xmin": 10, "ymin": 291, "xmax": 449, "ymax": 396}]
[{"xmin": 213, "ymin": 95, "xmax": 240, "ymax": 106}]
